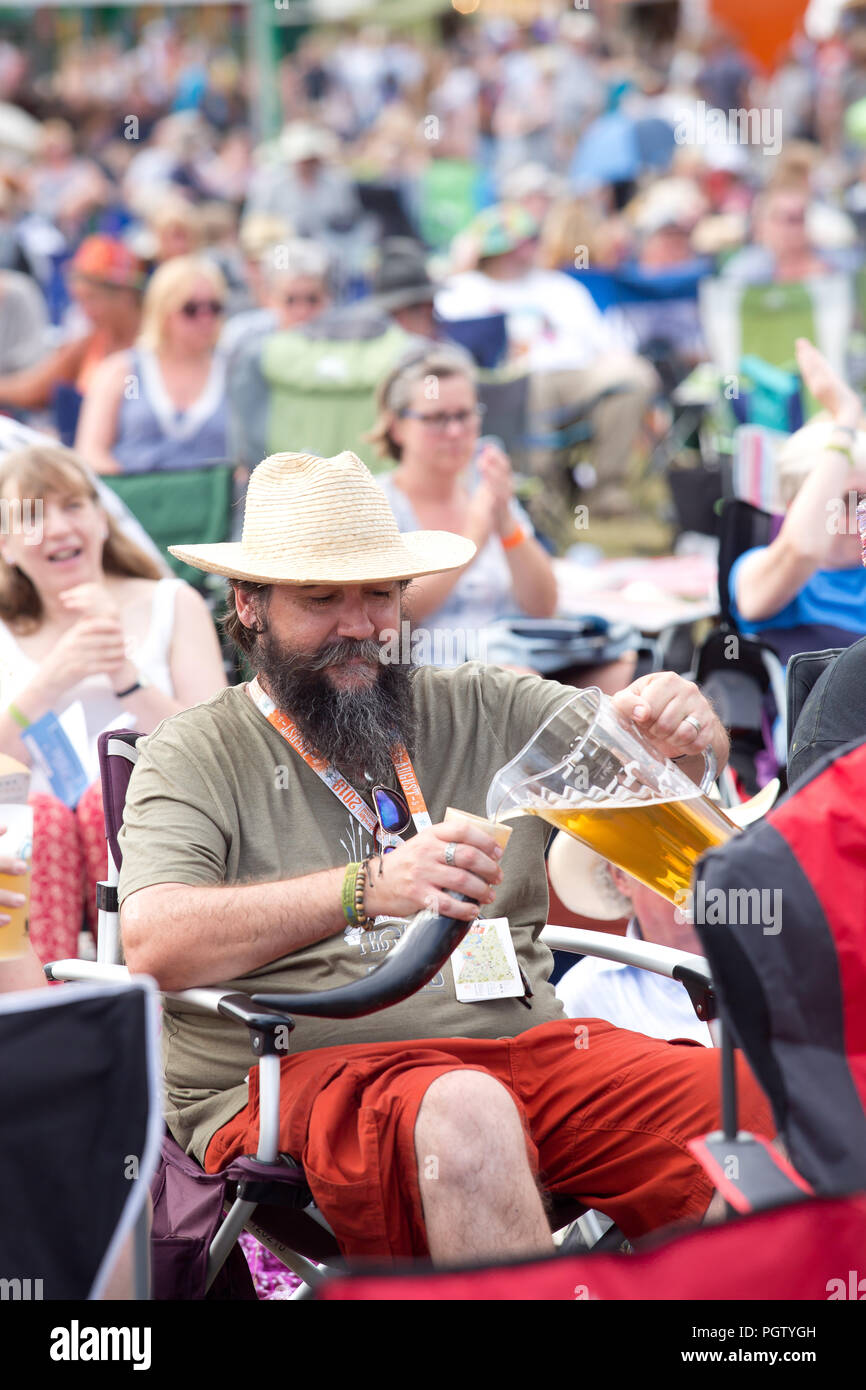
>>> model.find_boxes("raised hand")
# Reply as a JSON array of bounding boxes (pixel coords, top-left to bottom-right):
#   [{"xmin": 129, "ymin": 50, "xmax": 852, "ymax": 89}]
[{"xmin": 795, "ymin": 338, "xmax": 862, "ymax": 427}]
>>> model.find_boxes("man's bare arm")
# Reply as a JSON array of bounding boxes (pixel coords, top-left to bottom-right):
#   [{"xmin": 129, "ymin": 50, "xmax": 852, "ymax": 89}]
[
  {"xmin": 121, "ymin": 870, "xmax": 348, "ymax": 991},
  {"xmin": 121, "ymin": 820, "xmax": 506, "ymax": 992}
]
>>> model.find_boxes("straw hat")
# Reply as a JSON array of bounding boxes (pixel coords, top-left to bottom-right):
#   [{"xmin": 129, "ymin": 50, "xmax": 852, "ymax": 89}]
[{"xmin": 168, "ymin": 450, "xmax": 476, "ymax": 584}]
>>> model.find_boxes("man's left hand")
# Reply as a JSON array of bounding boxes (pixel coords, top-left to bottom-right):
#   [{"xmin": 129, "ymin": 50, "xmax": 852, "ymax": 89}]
[{"xmin": 612, "ymin": 671, "xmax": 728, "ymax": 771}]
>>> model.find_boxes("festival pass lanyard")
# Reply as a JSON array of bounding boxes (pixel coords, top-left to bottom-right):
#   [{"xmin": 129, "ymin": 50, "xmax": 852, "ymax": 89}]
[{"xmin": 247, "ymin": 676, "xmax": 433, "ymax": 848}]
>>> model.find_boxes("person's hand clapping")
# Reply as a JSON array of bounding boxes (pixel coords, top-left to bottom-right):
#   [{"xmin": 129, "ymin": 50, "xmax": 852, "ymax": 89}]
[
  {"xmin": 363, "ymin": 820, "xmax": 504, "ymax": 923},
  {"xmin": 477, "ymin": 441, "xmax": 516, "ymax": 535},
  {"xmin": 464, "ymin": 477, "xmax": 500, "ymax": 547}
]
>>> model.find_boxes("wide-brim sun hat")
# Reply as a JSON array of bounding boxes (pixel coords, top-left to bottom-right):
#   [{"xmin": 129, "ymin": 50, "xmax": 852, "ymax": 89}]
[{"xmin": 168, "ymin": 450, "xmax": 476, "ymax": 584}]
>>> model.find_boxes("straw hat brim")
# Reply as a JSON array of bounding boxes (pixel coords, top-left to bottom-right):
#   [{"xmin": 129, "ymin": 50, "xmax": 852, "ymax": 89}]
[
  {"xmin": 547, "ymin": 831, "xmax": 632, "ymax": 922},
  {"xmin": 168, "ymin": 529, "xmax": 476, "ymax": 585}
]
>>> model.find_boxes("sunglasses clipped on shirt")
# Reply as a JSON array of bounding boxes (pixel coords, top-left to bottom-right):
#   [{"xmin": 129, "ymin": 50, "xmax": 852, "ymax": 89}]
[
  {"xmin": 372, "ymin": 784, "xmax": 411, "ymax": 852},
  {"xmin": 180, "ymin": 299, "xmax": 225, "ymax": 319}
]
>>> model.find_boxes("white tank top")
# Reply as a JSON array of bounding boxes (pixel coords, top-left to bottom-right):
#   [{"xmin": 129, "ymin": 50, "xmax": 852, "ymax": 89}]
[{"xmin": 0, "ymin": 576, "xmax": 182, "ymax": 795}]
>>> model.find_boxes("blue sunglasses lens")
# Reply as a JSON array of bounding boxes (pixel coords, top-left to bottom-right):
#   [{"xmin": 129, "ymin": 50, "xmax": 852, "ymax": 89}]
[{"xmin": 372, "ymin": 786, "xmax": 410, "ymax": 833}]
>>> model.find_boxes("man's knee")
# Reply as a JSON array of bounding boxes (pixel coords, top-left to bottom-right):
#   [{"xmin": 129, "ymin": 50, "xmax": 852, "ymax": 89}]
[{"xmin": 414, "ymin": 1069, "xmax": 528, "ymax": 1188}]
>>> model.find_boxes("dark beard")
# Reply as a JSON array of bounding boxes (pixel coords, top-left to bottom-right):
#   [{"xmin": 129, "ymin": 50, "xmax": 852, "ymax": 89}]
[{"xmin": 254, "ymin": 629, "xmax": 418, "ymax": 785}]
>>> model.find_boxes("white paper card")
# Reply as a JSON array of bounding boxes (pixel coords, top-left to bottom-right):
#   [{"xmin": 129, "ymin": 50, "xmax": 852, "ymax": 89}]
[{"xmin": 451, "ymin": 917, "xmax": 524, "ymax": 1002}]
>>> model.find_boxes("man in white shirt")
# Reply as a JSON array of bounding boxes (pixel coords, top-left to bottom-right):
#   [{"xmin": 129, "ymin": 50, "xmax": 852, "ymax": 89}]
[{"xmin": 436, "ymin": 204, "xmax": 659, "ymax": 542}]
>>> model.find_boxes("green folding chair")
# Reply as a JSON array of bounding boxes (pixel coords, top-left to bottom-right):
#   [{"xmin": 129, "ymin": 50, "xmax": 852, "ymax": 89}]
[{"xmin": 102, "ymin": 464, "xmax": 235, "ymax": 592}]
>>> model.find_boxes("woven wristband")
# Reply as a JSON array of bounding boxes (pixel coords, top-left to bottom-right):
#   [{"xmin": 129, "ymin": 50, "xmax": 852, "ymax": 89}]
[
  {"xmin": 825, "ymin": 443, "xmax": 854, "ymax": 466},
  {"xmin": 7, "ymin": 702, "xmax": 29, "ymax": 730},
  {"xmin": 342, "ymin": 862, "xmax": 361, "ymax": 925}
]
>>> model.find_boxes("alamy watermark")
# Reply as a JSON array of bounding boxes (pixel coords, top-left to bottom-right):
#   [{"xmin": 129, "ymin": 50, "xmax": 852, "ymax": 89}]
[
  {"xmin": 675, "ymin": 881, "xmax": 782, "ymax": 935},
  {"xmin": 674, "ymin": 101, "xmax": 782, "ymax": 157},
  {"xmin": 0, "ymin": 498, "xmax": 42, "ymax": 544},
  {"xmin": 378, "ymin": 620, "xmax": 490, "ymax": 668}
]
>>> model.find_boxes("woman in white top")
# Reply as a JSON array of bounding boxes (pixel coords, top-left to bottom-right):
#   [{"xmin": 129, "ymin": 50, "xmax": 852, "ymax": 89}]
[{"xmin": 0, "ymin": 443, "xmax": 227, "ymax": 964}]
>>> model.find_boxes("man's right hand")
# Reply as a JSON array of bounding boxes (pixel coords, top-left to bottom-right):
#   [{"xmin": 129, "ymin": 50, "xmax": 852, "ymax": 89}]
[{"xmin": 363, "ymin": 820, "xmax": 505, "ymax": 923}]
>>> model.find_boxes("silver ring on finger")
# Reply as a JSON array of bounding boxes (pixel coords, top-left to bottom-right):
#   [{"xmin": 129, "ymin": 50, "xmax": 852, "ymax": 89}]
[
  {"xmin": 682, "ymin": 713, "xmax": 702, "ymax": 736},
  {"xmin": 444, "ymin": 842, "xmax": 458, "ymax": 867}
]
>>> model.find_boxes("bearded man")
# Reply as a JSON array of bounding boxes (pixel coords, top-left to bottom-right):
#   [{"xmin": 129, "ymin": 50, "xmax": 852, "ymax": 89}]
[{"xmin": 118, "ymin": 450, "xmax": 772, "ymax": 1266}]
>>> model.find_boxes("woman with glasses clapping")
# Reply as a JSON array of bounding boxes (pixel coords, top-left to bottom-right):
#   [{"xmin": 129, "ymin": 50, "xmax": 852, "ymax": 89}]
[
  {"xmin": 369, "ymin": 346, "xmax": 557, "ymax": 665},
  {"xmin": 74, "ymin": 254, "xmax": 229, "ymax": 475}
]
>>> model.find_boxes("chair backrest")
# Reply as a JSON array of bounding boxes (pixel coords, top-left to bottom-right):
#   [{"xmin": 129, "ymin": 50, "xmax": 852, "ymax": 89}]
[
  {"xmin": 716, "ymin": 497, "xmax": 777, "ymax": 628},
  {"xmin": 787, "ymin": 639, "xmax": 866, "ymax": 787},
  {"xmin": 98, "ymin": 729, "xmax": 142, "ymax": 886},
  {"xmin": 0, "ymin": 977, "xmax": 161, "ymax": 1298},
  {"xmin": 439, "ymin": 312, "xmax": 508, "ymax": 369},
  {"xmin": 786, "ymin": 648, "xmax": 843, "ymax": 765},
  {"xmin": 260, "ymin": 324, "xmax": 411, "ymax": 473},
  {"xmin": 699, "ymin": 274, "xmax": 853, "ymax": 386},
  {"xmin": 103, "ymin": 464, "xmax": 235, "ymax": 589}
]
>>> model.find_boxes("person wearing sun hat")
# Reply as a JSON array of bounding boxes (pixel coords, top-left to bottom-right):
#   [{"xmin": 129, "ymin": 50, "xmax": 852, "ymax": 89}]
[
  {"xmin": 435, "ymin": 202, "xmax": 660, "ymax": 540},
  {"xmin": 116, "ymin": 446, "xmax": 771, "ymax": 1268},
  {"xmin": 0, "ymin": 235, "xmax": 144, "ymax": 414}
]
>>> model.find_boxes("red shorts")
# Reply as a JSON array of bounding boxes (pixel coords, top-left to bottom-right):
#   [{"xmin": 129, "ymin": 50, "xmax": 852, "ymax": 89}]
[{"xmin": 205, "ymin": 1018, "xmax": 773, "ymax": 1262}]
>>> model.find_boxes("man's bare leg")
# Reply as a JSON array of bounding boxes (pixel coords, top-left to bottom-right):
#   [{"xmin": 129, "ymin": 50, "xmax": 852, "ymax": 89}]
[{"xmin": 414, "ymin": 1070, "xmax": 553, "ymax": 1264}]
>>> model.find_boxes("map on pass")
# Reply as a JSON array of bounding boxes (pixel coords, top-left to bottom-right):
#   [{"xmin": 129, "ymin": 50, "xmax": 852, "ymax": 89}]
[{"xmin": 456, "ymin": 924, "xmax": 514, "ymax": 984}]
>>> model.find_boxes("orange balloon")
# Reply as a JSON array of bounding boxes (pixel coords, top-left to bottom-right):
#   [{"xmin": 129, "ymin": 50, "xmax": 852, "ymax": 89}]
[{"xmin": 709, "ymin": 0, "xmax": 810, "ymax": 73}]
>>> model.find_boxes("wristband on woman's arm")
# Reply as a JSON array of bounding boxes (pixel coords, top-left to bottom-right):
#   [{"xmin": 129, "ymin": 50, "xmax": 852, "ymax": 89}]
[
  {"xmin": 6, "ymin": 702, "xmax": 30, "ymax": 730},
  {"xmin": 501, "ymin": 524, "xmax": 529, "ymax": 551}
]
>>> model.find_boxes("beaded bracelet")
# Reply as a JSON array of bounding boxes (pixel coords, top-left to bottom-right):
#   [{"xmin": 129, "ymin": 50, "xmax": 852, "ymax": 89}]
[{"xmin": 354, "ymin": 857, "xmax": 372, "ymax": 928}]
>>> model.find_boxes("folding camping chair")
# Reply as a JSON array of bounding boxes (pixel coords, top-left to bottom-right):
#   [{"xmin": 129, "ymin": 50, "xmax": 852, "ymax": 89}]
[
  {"xmin": 698, "ymin": 274, "xmax": 854, "ymax": 381},
  {"xmin": 692, "ymin": 498, "xmax": 788, "ymax": 797},
  {"xmin": 102, "ymin": 463, "xmax": 235, "ymax": 593},
  {"xmin": 0, "ymin": 975, "xmax": 161, "ymax": 1299},
  {"xmin": 43, "ymin": 728, "xmax": 751, "ymax": 1296}
]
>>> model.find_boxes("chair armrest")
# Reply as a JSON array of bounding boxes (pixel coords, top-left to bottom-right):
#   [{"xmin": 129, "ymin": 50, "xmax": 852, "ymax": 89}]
[
  {"xmin": 44, "ymin": 960, "xmax": 134, "ymax": 985},
  {"xmin": 540, "ymin": 925, "xmax": 712, "ymax": 985},
  {"xmin": 253, "ymin": 900, "xmax": 472, "ymax": 1019}
]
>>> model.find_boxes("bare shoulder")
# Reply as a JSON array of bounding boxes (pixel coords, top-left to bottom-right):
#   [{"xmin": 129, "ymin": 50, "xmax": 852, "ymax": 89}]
[{"xmin": 87, "ymin": 349, "xmax": 134, "ymax": 394}]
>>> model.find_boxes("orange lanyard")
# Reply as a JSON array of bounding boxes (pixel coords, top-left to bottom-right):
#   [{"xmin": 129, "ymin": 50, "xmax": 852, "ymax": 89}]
[{"xmin": 248, "ymin": 676, "xmax": 432, "ymax": 846}]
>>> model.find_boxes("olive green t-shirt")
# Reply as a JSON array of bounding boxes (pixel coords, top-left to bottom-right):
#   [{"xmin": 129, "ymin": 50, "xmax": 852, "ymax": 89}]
[{"xmin": 117, "ymin": 662, "xmax": 574, "ymax": 1163}]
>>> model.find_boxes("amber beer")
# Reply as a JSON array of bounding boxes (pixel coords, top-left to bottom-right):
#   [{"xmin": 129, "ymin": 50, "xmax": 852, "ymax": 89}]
[
  {"xmin": 0, "ymin": 802, "xmax": 32, "ymax": 960},
  {"xmin": 527, "ymin": 792, "xmax": 737, "ymax": 904}
]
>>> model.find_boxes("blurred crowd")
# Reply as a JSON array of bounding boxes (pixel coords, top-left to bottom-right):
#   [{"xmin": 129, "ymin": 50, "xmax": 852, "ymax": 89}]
[{"xmin": 1, "ymin": 8, "xmax": 866, "ymax": 505}]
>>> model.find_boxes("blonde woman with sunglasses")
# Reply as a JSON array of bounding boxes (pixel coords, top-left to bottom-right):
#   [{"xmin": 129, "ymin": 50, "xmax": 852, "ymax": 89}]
[{"xmin": 75, "ymin": 254, "xmax": 229, "ymax": 476}]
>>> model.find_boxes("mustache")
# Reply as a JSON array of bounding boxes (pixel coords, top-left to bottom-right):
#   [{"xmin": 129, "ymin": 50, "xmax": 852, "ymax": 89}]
[{"xmin": 272, "ymin": 637, "xmax": 385, "ymax": 675}]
